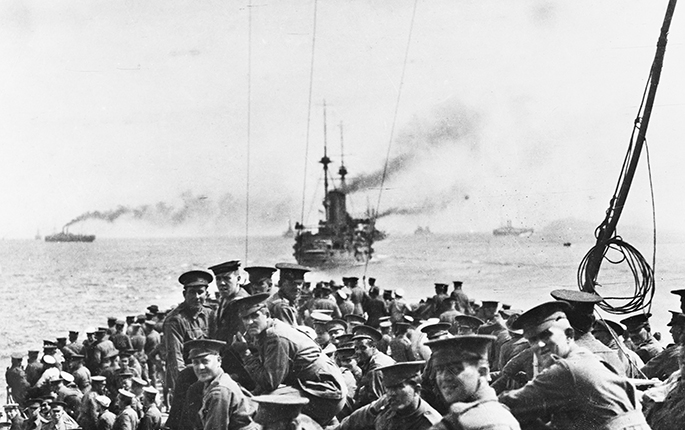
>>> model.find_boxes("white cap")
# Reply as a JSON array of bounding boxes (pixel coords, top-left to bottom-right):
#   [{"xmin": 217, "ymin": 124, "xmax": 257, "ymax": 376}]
[
  {"xmin": 42, "ymin": 355, "xmax": 56, "ymax": 365},
  {"xmin": 95, "ymin": 395, "xmax": 111, "ymax": 408},
  {"xmin": 395, "ymin": 289, "xmax": 405, "ymax": 298}
]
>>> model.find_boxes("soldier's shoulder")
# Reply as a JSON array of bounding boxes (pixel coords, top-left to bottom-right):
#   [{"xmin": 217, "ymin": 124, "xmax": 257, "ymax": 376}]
[{"xmin": 449, "ymin": 400, "xmax": 520, "ymax": 430}]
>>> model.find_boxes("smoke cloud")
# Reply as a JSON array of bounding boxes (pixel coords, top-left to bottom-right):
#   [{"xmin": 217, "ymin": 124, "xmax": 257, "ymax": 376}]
[{"xmin": 63, "ymin": 190, "xmax": 296, "ymax": 237}]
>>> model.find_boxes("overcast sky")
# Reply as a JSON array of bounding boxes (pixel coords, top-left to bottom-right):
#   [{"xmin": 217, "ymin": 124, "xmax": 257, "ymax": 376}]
[{"xmin": 1, "ymin": 0, "xmax": 683, "ymax": 238}]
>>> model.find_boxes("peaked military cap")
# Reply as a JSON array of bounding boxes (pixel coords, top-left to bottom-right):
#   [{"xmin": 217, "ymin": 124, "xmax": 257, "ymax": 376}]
[
  {"xmin": 550, "ymin": 289, "xmax": 603, "ymax": 316},
  {"xmin": 118, "ymin": 371, "xmax": 134, "ymax": 379},
  {"xmin": 42, "ymin": 355, "xmax": 56, "ymax": 365},
  {"xmin": 344, "ymin": 314, "xmax": 366, "ymax": 324},
  {"xmin": 107, "ymin": 316, "xmax": 117, "ymax": 323},
  {"xmin": 453, "ymin": 281, "xmax": 463, "ymax": 288},
  {"xmin": 434, "ymin": 283, "xmax": 449, "ymax": 291},
  {"xmin": 208, "ymin": 260, "xmax": 241, "ymax": 275},
  {"xmin": 184, "ymin": 339, "xmax": 226, "ymax": 360},
  {"xmin": 252, "ymin": 395, "xmax": 310, "ymax": 425},
  {"xmin": 326, "ymin": 319, "xmax": 348, "ymax": 333},
  {"xmin": 244, "ymin": 266, "xmax": 277, "ymax": 282},
  {"xmin": 512, "ymin": 301, "xmax": 571, "ymax": 337},
  {"xmin": 28, "ymin": 350, "xmax": 40, "ymax": 355},
  {"xmin": 592, "ymin": 319, "xmax": 624, "ymax": 336},
  {"xmin": 60, "ymin": 372, "xmax": 74, "ymax": 383},
  {"xmin": 95, "ymin": 395, "xmax": 111, "ymax": 408},
  {"xmin": 117, "ymin": 389, "xmax": 135, "ymax": 399},
  {"xmin": 421, "ymin": 322, "xmax": 452, "ymax": 340},
  {"xmin": 56, "ymin": 337, "xmax": 67, "ymax": 342},
  {"xmin": 671, "ymin": 289, "xmax": 685, "ymax": 296},
  {"xmin": 378, "ymin": 361, "xmax": 425, "ymax": 387},
  {"xmin": 335, "ymin": 346, "xmax": 356, "ymax": 359},
  {"xmin": 275, "ymin": 262, "xmax": 310, "ymax": 282},
  {"xmin": 311, "ymin": 312, "xmax": 333, "ymax": 325},
  {"xmin": 68, "ymin": 330, "xmax": 79, "ymax": 335},
  {"xmin": 620, "ymin": 313, "xmax": 652, "ymax": 332},
  {"xmin": 351, "ymin": 325, "xmax": 382, "ymax": 342},
  {"xmin": 91, "ymin": 376, "xmax": 107, "ymax": 383},
  {"xmin": 667, "ymin": 310, "xmax": 685, "ymax": 327},
  {"xmin": 131, "ymin": 377, "xmax": 147, "ymax": 386},
  {"xmin": 147, "ymin": 305, "xmax": 159, "ymax": 313},
  {"xmin": 24, "ymin": 398, "xmax": 42, "ymax": 407},
  {"xmin": 481, "ymin": 300, "xmax": 500, "ymax": 308},
  {"xmin": 104, "ymin": 350, "xmax": 119, "ymax": 359},
  {"xmin": 233, "ymin": 292, "xmax": 270, "ymax": 317},
  {"xmin": 143, "ymin": 386, "xmax": 158, "ymax": 395},
  {"xmin": 393, "ymin": 321, "xmax": 411, "ymax": 331},
  {"xmin": 178, "ymin": 270, "xmax": 213, "ymax": 288},
  {"xmin": 10, "ymin": 352, "xmax": 23, "ymax": 360},
  {"xmin": 454, "ymin": 315, "xmax": 484, "ymax": 331},
  {"xmin": 380, "ymin": 320, "xmax": 392, "ymax": 328},
  {"xmin": 69, "ymin": 354, "xmax": 85, "ymax": 360},
  {"xmin": 115, "ymin": 319, "xmax": 125, "ymax": 326},
  {"xmin": 50, "ymin": 400, "xmax": 68, "ymax": 408},
  {"xmin": 336, "ymin": 334, "xmax": 354, "ymax": 347},
  {"xmin": 426, "ymin": 335, "xmax": 495, "ymax": 366}
]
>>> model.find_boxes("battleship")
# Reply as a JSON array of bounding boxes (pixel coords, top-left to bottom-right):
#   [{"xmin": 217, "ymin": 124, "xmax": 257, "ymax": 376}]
[{"xmin": 293, "ymin": 115, "xmax": 383, "ymax": 267}]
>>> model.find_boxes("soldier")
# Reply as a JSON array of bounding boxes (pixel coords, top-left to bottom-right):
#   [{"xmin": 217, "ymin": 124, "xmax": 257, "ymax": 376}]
[
  {"xmin": 138, "ymin": 387, "xmax": 162, "ymax": 430},
  {"xmin": 389, "ymin": 322, "xmax": 417, "ymax": 363},
  {"xmin": 252, "ymin": 395, "xmax": 321, "ymax": 430},
  {"xmin": 92, "ymin": 330, "xmax": 117, "ymax": 373},
  {"xmin": 591, "ymin": 319, "xmax": 645, "ymax": 379},
  {"xmin": 388, "ymin": 289, "xmax": 410, "ymax": 323},
  {"xmin": 5, "ymin": 352, "xmax": 29, "ymax": 406},
  {"xmin": 430, "ymin": 283, "xmax": 450, "ymax": 318},
  {"xmin": 308, "ymin": 284, "xmax": 342, "ymax": 319},
  {"xmin": 3, "ymin": 404, "xmax": 24, "ymax": 430},
  {"xmin": 334, "ymin": 289, "xmax": 354, "ymax": 318},
  {"xmin": 266, "ymin": 263, "xmax": 310, "ymax": 326},
  {"xmin": 95, "ymin": 395, "xmax": 115, "ymax": 430},
  {"xmin": 640, "ymin": 310, "xmax": 685, "ymax": 380},
  {"xmin": 620, "ymin": 313, "xmax": 664, "ymax": 363},
  {"xmin": 450, "ymin": 281, "xmax": 472, "ymax": 315},
  {"xmin": 439, "ymin": 298, "xmax": 461, "ymax": 326},
  {"xmin": 25, "ymin": 350, "xmax": 43, "ymax": 387},
  {"xmin": 112, "ymin": 389, "xmax": 138, "ymax": 430},
  {"xmin": 337, "ymin": 361, "xmax": 441, "ymax": 430},
  {"xmin": 67, "ymin": 354, "xmax": 91, "ymax": 393},
  {"xmin": 45, "ymin": 400, "xmax": 79, "ymax": 430},
  {"xmin": 63, "ymin": 331, "xmax": 83, "ymax": 359},
  {"xmin": 325, "ymin": 319, "xmax": 348, "ymax": 347},
  {"xmin": 184, "ymin": 339, "xmax": 257, "ymax": 430},
  {"xmin": 207, "ymin": 260, "xmax": 249, "ymax": 342},
  {"xmin": 364, "ymin": 287, "xmax": 388, "ymax": 329},
  {"xmin": 22, "ymin": 398, "xmax": 49, "ymax": 430},
  {"xmin": 671, "ymin": 289, "xmax": 685, "ymax": 313},
  {"xmin": 234, "ymin": 293, "xmax": 347, "ymax": 426},
  {"xmin": 142, "ymin": 321, "xmax": 161, "ymax": 388},
  {"xmin": 346, "ymin": 277, "xmax": 366, "ymax": 316},
  {"xmin": 344, "ymin": 314, "xmax": 366, "ymax": 332},
  {"xmin": 426, "ymin": 335, "xmax": 520, "ymax": 430},
  {"xmin": 499, "ymin": 301, "xmax": 650, "ymax": 429},
  {"xmin": 550, "ymin": 289, "xmax": 626, "ymax": 375},
  {"xmin": 243, "ymin": 265, "xmax": 276, "ymax": 295},
  {"xmin": 110, "ymin": 321, "xmax": 132, "ymax": 353},
  {"xmin": 79, "ymin": 375, "xmax": 107, "ymax": 430},
  {"xmin": 163, "ymin": 270, "xmax": 213, "ymax": 392},
  {"xmin": 351, "ymin": 325, "xmax": 395, "ymax": 408},
  {"xmin": 34, "ymin": 355, "xmax": 61, "ymax": 393}
]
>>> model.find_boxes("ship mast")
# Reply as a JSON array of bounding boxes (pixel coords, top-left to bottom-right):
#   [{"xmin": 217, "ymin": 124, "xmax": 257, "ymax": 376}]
[
  {"xmin": 320, "ymin": 101, "xmax": 332, "ymax": 223},
  {"xmin": 338, "ymin": 121, "xmax": 348, "ymax": 187}
]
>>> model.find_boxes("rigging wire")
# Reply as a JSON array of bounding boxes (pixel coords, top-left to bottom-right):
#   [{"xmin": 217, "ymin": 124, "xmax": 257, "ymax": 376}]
[
  {"xmin": 576, "ymin": 68, "xmax": 657, "ymax": 315},
  {"xmin": 364, "ymin": 0, "xmax": 420, "ymax": 278},
  {"xmin": 299, "ymin": 0, "xmax": 319, "ymax": 232},
  {"xmin": 244, "ymin": 0, "xmax": 253, "ymax": 262}
]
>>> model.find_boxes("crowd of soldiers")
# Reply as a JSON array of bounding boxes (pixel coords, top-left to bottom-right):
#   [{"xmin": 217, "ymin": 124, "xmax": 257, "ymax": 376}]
[{"xmin": 5, "ymin": 259, "xmax": 685, "ymax": 429}]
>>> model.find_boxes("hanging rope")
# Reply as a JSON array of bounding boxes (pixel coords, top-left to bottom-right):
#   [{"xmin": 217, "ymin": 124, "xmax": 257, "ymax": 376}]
[
  {"xmin": 299, "ymin": 0, "xmax": 319, "ymax": 230},
  {"xmin": 244, "ymin": 0, "xmax": 253, "ymax": 262},
  {"xmin": 364, "ymin": 0, "xmax": 420, "ymax": 277}
]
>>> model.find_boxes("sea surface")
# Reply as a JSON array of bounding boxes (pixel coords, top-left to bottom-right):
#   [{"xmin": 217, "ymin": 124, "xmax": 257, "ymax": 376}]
[{"xmin": 1, "ymin": 233, "xmax": 684, "ymax": 401}]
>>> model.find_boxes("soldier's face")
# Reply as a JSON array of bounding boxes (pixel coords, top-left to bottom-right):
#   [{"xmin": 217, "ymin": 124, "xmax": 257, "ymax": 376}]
[
  {"xmin": 670, "ymin": 323, "xmax": 684, "ymax": 344},
  {"xmin": 242, "ymin": 308, "xmax": 269, "ymax": 337},
  {"xmin": 183, "ymin": 286, "xmax": 207, "ymax": 309},
  {"xmin": 251, "ymin": 279, "xmax": 272, "ymax": 295},
  {"xmin": 354, "ymin": 339, "xmax": 375, "ymax": 365},
  {"xmin": 436, "ymin": 361, "xmax": 482, "ymax": 404},
  {"xmin": 192, "ymin": 353, "xmax": 222, "ymax": 383},
  {"xmin": 628, "ymin": 328, "xmax": 649, "ymax": 345},
  {"xmin": 592, "ymin": 329, "xmax": 613, "ymax": 347},
  {"xmin": 51, "ymin": 406, "xmax": 64, "ymax": 420},
  {"xmin": 280, "ymin": 280, "xmax": 301, "ymax": 302},
  {"xmin": 386, "ymin": 382, "xmax": 418, "ymax": 411},
  {"xmin": 526, "ymin": 324, "xmax": 572, "ymax": 361},
  {"xmin": 215, "ymin": 271, "xmax": 240, "ymax": 298}
]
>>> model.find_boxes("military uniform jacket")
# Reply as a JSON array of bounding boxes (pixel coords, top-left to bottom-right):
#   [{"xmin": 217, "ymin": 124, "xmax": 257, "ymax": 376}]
[
  {"xmin": 635, "ymin": 336, "xmax": 664, "ymax": 364},
  {"xmin": 96, "ymin": 411, "xmax": 115, "ymax": 430},
  {"xmin": 354, "ymin": 350, "xmax": 395, "ymax": 408},
  {"xmin": 92, "ymin": 340, "xmax": 117, "ymax": 367},
  {"xmin": 243, "ymin": 319, "xmax": 346, "ymax": 400},
  {"xmin": 199, "ymin": 372, "xmax": 257, "ymax": 430},
  {"xmin": 138, "ymin": 404, "xmax": 162, "ymax": 430},
  {"xmin": 112, "ymin": 406, "xmax": 139, "ymax": 430},
  {"xmin": 210, "ymin": 288, "xmax": 250, "ymax": 342},
  {"xmin": 78, "ymin": 390, "xmax": 100, "ymax": 430},
  {"xmin": 72, "ymin": 365, "xmax": 91, "ymax": 392},
  {"xmin": 576, "ymin": 333, "xmax": 626, "ymax": 376},
  {"xmin": 266, "ymin": 292, "xmax": 300, "ymax": 326},
  {"xmin": 430, "ymin": 385, "xmax": 520, "ymax": 430},
  {"xmin": 25, "ymin": 360, "xmax": 44, "ymax": 386},
  {"xmin": 642, "ymin": 344, "xmax": 681, "ymax": 381},
  {"xmin": 338, "ymin": 395, "xmax": 441, "ymax": 430},
  {"xmin": 5, "ymin": 365, "xmax": 29, "ymax": 404},
  {"xmin": 389, "ymin": 336, "xmax": 417, "ymax": 363},
  {"xmin": 163, "ymin": 302, "xmax": 211, "ymax": 388},
  {"xmin": 349, "ymin": 286, "xmax": 367, "ymax": 316},
  {"xmin": 499, "ymin": 347, "xmax": 649, "ymax": 430}
]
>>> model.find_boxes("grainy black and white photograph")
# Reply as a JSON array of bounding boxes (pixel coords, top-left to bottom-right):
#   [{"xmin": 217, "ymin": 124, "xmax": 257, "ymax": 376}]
[{"xmin": 1, "ymin": 0, "xmax": 685, "ymax": 428}]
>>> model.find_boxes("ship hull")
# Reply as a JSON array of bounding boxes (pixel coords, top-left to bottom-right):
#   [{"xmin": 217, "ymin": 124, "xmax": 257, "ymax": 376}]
[
  {"xmin": 45, "ymin": 233, "xmax": 96, "ymax": 242},
  {"xmin": 492, "ymin": 228, "xmax": 534, "ymax": 237},
  {"xmin": 294, "ymin": 231, "xmax": 372, "ymax": 268}
]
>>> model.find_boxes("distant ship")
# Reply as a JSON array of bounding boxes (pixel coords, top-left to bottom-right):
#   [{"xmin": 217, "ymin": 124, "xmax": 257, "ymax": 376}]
[
  {"xmin": 45, "ymin": 227, "xmax": 95, "ymax": 243},
  {"xmin": 34, "ymin": 230, "xmax": 42, "ymax": 240},
  {"xmin": 493, "ymin": 220, "xmax": 534, "ymax": 237},
  {"xmin": 283, "ymin": 220, "xmax": 295, "ymax": 238},
  {"xmin": 414, "ymin": 226, "xmax": 433, "ymax": 235}
]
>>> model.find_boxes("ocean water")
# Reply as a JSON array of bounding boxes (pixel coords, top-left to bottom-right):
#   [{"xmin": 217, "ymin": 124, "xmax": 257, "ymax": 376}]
[{"xmin": 1, "ymin": 233, "xmax": 683, "ymax": 401}]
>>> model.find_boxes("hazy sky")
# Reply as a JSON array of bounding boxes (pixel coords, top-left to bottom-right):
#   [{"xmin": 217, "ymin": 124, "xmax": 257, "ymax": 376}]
[{"xmin": 1, "ymin": 0, "xmax": 684, "ymax": 238}]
